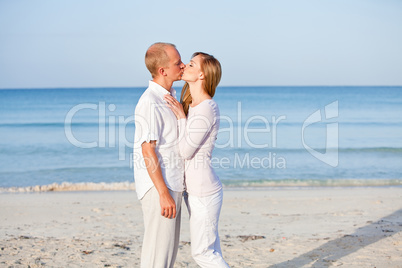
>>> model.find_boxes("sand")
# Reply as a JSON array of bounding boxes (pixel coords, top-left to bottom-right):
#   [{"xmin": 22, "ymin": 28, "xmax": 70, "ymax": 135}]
[{"xmin": 0, "ymin": 187, "xmax": 401, "ymax": 267}]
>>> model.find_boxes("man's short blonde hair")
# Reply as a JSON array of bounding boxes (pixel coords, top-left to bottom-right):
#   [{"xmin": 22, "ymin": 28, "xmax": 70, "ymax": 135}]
[{"xmin": 145, "ymin": 42, "xmax": 176, "ymax": 78}]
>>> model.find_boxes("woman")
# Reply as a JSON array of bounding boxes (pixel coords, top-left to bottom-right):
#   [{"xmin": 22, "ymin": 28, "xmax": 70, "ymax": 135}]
[{"xmin": 164, "ymin": 52, "xmax": 229, "ymax": 268}]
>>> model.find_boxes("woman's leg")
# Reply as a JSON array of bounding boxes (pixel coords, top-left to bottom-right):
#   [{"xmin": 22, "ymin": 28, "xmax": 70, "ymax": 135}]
[{"xmin": 186, "ymin": 189, "xmax": 229, "ymax": 268}]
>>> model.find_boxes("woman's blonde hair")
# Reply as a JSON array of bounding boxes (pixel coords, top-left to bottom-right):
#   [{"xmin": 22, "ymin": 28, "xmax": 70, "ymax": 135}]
[{"xmin": 180, "ymin": 52, "xmax": 222, "ymax": 115}]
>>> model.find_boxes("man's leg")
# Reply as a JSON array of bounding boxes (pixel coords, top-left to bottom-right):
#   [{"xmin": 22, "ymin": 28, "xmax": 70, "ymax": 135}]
[{"xmin": 140, "ymin": 187, "xmax": 182, "ymax": 268}]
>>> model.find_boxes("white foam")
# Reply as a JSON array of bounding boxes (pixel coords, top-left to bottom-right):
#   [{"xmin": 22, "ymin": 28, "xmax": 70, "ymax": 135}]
[
  {"xmin": 223, "ymin": 178, "xmax": 402, "ymax": 188},
  {"xmin": 0, "ymin": 181, "xmax": 135, "ymax": 193}
]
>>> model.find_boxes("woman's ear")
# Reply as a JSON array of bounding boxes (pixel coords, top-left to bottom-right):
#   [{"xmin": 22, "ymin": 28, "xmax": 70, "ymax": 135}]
[{"xmin": 199, "ymin": 72, "xmax": 204, "ymax": 80}]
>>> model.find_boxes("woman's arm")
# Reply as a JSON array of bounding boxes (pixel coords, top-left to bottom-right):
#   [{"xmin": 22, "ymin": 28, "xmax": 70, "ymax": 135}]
[
  {"xmin": 179, "ymin": 114, "xmax": 214, "ymax": 159},
  {"xmin": 177, "ymin": 104, "xmax": 215, "ymax": 160},
  {"xmin": 164, "ymin": 95, "xmax": 216, "ymax": 160}
]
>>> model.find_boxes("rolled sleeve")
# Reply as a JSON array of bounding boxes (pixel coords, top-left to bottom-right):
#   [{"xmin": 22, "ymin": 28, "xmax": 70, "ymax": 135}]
[{"xmin": 134, "ymin": 99, "xmax": 161, "ymax": 147}]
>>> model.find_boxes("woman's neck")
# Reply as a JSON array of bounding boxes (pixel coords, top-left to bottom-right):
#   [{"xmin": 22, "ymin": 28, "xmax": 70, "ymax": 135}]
[{"xmin": 188, "ymin": 82, "xmax": 211, "ymax": 107}]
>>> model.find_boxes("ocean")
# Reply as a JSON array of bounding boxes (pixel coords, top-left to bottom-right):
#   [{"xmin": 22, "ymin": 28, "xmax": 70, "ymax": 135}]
[{"xmin": 0, "ymin": 86, "xmax": 401, "ymax": 191}]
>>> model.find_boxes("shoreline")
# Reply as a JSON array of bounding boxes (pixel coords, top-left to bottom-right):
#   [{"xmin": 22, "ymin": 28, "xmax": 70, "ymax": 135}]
[
  {"xmin": 1, "ymin": 187, "xmax": 401, "ymax": 267},
  {"xmin": 1, "ymin": 179, "xmax": 402, "ymax": 193},
  {"xmin": 2, "ymin": 185, "xmax": 402, "ymax": 195}
]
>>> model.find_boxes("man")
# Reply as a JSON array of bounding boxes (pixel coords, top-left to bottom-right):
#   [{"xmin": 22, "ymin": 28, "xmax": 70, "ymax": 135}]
[{"xmin": 133, "ymin": 42, "xmax": 185, "ymax": 268}]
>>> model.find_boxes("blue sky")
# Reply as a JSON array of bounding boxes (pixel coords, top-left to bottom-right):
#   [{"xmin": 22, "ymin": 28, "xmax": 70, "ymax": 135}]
[{"xmin": 0, "ymin": 0, "xmax": 401, "ymax": 88}]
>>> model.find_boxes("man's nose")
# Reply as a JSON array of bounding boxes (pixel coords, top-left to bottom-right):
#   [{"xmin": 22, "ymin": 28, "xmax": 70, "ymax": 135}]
[{"xmin": 181, "ymin": 62, "xmax": 185, "ymax": 68}]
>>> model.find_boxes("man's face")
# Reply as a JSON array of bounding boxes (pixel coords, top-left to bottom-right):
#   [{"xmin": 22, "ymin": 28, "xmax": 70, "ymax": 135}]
[{"xmin": 164, "ymin": 46, "xmax": 185, "ymax": 82}]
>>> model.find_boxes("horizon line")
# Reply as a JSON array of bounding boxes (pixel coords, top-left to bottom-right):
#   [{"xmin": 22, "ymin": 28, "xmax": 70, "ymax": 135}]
[{"xmin": 1, "ymin": 85, "xmax": 402, "ymax": 90}]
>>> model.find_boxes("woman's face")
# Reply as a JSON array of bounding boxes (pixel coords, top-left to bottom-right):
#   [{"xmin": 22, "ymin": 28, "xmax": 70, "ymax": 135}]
[{"xmin": 181, "ymin": 55, "xmax": 203, "ymax": 82}]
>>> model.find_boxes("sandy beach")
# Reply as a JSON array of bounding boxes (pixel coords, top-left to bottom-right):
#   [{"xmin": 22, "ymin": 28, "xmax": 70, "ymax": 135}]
[{"xmin": 1, "ymin": 187, "xmax": 401, "ymax": 267}]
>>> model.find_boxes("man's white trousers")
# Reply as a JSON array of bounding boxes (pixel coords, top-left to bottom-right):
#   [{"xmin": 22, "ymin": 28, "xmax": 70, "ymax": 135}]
[{"xmin": 140, "ymin": 187, "xmax": 182, "ymax": 268}]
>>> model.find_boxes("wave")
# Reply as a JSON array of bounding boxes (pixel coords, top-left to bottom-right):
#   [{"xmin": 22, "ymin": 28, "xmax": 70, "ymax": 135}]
[
  {"xmin": 220, "ymin": 121, "xmax": 402, "ymax": 127},
  {"xmin": 0, "ymin": 122, "xmax": 133, "ymax": 128},
  {"xmin": 1, "ymin": 146, "xmax": 401, "ymax": 158},
  {"xmin": 1, "ymin": 179, "xmax": 401, "ymax": 193},
  {"xmin": 1, "ymin": 120, "xmax": 400, "ymax": 129},
  {"xmin": 0, "ymin": 181, "xmax": 135, "ymax": 193},
  {"xmin": 222, "ymin": 178, "xmax": 402, "ymax": 188},
  {"xmin": 217, "ymin": 147, "xmax": 402, "ymax": 153},
  {"xmin": 339, "ymin": 147, "xmax": 402, "ymax": 153}
]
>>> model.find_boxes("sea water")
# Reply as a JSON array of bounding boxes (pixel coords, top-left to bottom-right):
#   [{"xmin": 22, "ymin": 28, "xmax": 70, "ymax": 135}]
[{"xmin": 0, "ymin": 86, "xmax": 401, "ymax": 191}]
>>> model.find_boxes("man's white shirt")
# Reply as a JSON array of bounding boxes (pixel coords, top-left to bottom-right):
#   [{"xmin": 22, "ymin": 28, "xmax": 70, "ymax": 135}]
[{"xmin": 133, "ymin": 81, "xmax": 185, "ymax": 199}]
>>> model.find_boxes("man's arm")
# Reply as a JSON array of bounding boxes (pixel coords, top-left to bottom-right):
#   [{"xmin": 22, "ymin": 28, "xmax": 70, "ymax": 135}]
[{"xmin": 142, "ymin": 140, "xmax": 177, "ymax": 219}]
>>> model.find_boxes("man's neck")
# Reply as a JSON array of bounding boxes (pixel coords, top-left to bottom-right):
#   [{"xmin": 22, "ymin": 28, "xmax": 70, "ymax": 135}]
[{"xmin": 152, "ymin": 77, "xmax": 173, "ymax": 92}]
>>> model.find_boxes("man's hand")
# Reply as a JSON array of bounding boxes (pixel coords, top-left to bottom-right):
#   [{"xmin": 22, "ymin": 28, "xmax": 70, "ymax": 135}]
[{"xmin": 159, "ymin": 191, "xmax": 176, "ymax": 219}]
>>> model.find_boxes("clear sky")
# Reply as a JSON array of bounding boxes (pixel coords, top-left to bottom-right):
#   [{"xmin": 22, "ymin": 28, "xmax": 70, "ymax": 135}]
[{"xmin": 1, "ymin": 0, "xmax": 401, "ymax": 88}]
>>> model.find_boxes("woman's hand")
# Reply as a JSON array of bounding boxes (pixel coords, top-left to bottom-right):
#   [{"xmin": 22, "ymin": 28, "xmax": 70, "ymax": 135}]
[{"xmin": 164, "ymin": 94, "xmax": 186, "ymax": 119}]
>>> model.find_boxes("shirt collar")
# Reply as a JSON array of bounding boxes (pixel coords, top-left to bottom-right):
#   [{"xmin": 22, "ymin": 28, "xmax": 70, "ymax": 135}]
[{"xmin": 149, "ymin": 80, "xmax": 176, "ymax": 98}]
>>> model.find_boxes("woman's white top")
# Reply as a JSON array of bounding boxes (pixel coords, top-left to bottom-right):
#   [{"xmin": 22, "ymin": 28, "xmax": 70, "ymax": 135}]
[{"xmin": 177, "ymin": 99, "xmax": 222, "ymax": 197}]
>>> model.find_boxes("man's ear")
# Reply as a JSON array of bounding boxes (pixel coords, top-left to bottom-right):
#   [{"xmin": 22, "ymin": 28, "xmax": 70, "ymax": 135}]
[{"xmin": 158, "ymin": 67, "xmax": 166, "ymax": 77}]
